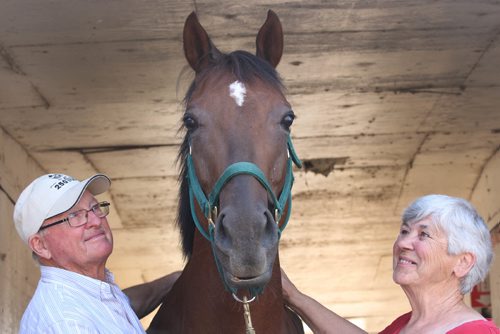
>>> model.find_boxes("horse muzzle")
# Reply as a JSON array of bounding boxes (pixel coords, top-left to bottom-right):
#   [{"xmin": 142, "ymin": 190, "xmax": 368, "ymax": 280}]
[{"xmin": 213, "ymin": 205, "xmax": 279, "ymax": 292}]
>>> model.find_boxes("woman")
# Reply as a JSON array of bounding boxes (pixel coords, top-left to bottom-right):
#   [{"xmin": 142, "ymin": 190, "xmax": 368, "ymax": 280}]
[{"xmin": 282, "ymin": 194, "xmax": 499, "ymax": 333}]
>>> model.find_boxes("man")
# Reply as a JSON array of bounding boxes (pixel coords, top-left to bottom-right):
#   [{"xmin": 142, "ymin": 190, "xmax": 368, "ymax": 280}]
[{"xmin": 13, "ymin": 173, "xmax": 179, "ymax": 333}]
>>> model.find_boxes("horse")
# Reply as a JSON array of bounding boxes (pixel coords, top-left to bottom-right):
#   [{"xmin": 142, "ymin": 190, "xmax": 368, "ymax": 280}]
[{"xmin": 148, "ymin": 10, "xmax": 304, "ymax": 334}]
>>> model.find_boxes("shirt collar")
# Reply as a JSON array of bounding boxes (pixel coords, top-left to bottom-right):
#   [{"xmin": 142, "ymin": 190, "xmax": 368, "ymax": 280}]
[{"xmin": 40, "ymin": 266, "xmax": 116, "ymax": 300}]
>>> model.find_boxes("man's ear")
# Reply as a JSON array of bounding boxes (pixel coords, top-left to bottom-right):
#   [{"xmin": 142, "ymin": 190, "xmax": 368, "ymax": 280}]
[
  {"xmin": 453, "ymin": 252, "xmax": 476, "ymax": 278},
  {"xmin": 28, "ymin": 234, "xmax": 52, "ymax": 260}
]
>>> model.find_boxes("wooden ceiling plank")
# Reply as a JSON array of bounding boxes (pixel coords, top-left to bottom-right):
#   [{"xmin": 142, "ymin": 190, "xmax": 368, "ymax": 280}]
[
  {"xmin": 87, "ymin": 146, "xmax": 179, "ymax": 179},
  {"xmin": 0, "ymin": 103, "xmax": 183, "ymax": 151},
  {"xmin": 109, "ymin": 176, "xmax": 179, "ymax": 228},
  {"xmin": 290, "ymin": 91, "xmax": 440, "ymax": 137},
  {"xmin": 293, "ymin": 134, "xmax": 426, "ymax": 167},
  {"xmin": 0, "ymin": 1, "xmax": 194, "ymax": 45},
  {"xmin": 8, "ymin": 41, "xmax": 187, "ymax": 107}
]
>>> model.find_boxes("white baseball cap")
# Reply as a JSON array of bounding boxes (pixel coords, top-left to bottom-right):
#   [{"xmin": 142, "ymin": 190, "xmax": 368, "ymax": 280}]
[{"xmin": 13, "ymin": 173, "xmax": 111, "ymax": 244}]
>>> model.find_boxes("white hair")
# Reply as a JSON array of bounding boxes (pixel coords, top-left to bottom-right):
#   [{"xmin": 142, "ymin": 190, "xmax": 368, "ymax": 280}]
[{"xmin": 402, "ymin": 194, "xmax": 493, "ymax": 294}]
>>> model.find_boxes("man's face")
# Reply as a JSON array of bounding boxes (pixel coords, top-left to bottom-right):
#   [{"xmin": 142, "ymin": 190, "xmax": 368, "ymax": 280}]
[{"xmin": 38, "ymin": 190, "xmax": 113, "ymax": 276}]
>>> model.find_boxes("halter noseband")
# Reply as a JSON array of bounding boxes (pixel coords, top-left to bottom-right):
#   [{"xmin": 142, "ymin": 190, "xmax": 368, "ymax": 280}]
[{"xmin": 186, "ymin": 134, "xmax": 302, "ymax": 295}]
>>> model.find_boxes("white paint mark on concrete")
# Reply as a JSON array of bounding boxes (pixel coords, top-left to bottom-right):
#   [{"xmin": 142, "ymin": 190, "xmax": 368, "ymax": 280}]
[{"xmin": 229, "ymin": 81, "xmax": 246, "ymax": 107}]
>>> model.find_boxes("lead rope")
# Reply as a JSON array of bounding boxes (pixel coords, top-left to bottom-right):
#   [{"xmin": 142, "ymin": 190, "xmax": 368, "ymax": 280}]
[
  {"xmin": 233, "ymin": 294, "xmax": 257, "ymax": 334},
  {"xmin": 243, "ymin": 296, "xmax": 256, "ymax": 334}
]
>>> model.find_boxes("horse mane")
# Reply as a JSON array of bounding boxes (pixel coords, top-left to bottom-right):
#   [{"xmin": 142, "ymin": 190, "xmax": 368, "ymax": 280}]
[{"xmin": 176, "ymin": 50, "xmax": 284, "ymax": 258}]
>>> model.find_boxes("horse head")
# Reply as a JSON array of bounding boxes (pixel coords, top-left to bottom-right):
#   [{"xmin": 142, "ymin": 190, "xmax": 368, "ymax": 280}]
[{"xmin": 179, "ymin": 9, "xmax": 301, "ymax": 298}]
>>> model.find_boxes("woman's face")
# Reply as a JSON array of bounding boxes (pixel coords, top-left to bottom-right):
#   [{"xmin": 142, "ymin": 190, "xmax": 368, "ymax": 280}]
[{"xmin": 392, "ymin": 217, "xmax": 459, "ymax": 288}]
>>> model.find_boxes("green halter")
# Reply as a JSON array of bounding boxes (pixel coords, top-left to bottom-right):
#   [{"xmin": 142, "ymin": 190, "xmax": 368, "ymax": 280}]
[{"xmin": 186, "ymin": 134, "xmax": 302, "ymax": 295}]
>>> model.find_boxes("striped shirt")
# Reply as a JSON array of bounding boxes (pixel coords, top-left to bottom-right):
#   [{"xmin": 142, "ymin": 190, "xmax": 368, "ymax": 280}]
[{"xmin": 20, "ymin": 266, "xmax": 146, "ymax": 334}]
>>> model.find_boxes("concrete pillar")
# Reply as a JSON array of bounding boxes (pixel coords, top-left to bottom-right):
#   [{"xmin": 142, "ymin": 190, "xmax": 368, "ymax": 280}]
[
  {"xmin": 491, "ymin": 237, "xmax": 500, "ymax": 323},
  {"xmin": 0, "ymin": 127, "xmax": 44, "ymax": 333},
  {"xmin": 470, "ymin": 149, "xmax": 500, "ymax": 324}
]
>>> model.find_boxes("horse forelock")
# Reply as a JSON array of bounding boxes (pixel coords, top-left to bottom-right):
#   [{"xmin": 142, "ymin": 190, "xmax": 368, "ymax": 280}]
[
  {"xmin": 184, "ymin": 50, "xmax": 284, "ymax": 103},
  {"xmin": 176, "ymin": 49, "xmax": 285, "ymax": 258}
]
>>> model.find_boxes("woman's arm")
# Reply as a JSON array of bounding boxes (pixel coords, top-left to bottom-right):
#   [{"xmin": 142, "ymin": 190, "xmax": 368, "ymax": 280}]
[
  {"xmin": 282, "ymin": 269, "xmax": 367, "ymax": 334},
  {"xmin": 123, "ymin": 271, "xmax": 181, "ymax": 319}
]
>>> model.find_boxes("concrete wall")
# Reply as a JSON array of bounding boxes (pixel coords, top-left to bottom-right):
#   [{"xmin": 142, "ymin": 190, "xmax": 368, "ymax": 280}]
[
  {"xmin": 0, "ymin": 191, "xmax": 39, "ymax": 333},
  {"xmin": 0, "ymin": 127, "xmax": 43, "ymax": 333}
]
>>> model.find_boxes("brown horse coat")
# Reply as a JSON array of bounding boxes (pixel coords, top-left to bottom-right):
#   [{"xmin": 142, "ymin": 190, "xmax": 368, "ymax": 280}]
[{"xmin": 148, "ymin": 11, "xmax": 304, "ymax": 334}]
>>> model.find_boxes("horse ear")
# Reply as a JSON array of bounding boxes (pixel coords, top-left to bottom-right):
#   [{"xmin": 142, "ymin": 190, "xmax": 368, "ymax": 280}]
[
  {"xmin": 183, "ymin": 12, "xmax": 221, "ymax": 72},
  {"xmin": 256, "ymin": 10, "xmax": 283, "ymax": 68}
]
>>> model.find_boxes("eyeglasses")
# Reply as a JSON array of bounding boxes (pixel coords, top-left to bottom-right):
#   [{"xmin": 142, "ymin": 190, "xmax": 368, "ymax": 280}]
[{"xmin": 39, "ymin": 201, "xmax": 111, "ymax": 231}]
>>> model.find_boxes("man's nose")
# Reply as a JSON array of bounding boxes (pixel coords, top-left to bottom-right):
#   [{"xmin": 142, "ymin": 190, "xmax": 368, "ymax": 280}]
[{"xmin": 85, "ymin": 210, "xmax": 102, "ymax": 227}]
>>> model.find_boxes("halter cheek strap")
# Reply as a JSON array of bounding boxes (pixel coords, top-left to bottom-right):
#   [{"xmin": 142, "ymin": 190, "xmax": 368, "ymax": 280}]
[
  {"xmin": 186, "ymin": 134, "xmax": 302, "ymax": 294},
  {"xmin": 187, "ymin": 135, "xmax": 301, "ymax": 237}
]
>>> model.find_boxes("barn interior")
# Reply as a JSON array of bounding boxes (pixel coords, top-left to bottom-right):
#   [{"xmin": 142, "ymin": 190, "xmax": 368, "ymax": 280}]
[{"xmin": 1, "ymin": 1, "xmax": 500, "ymax": 333}]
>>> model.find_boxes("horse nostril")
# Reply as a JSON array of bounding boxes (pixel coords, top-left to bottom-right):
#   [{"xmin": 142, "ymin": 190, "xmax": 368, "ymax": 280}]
[
  {"xmin": 215, "ymin": 214, "xmax": 232, "ymax": 250},
  {"xmin": 263, "ymin": 210, "xmax": 278, "ymax": 247}
]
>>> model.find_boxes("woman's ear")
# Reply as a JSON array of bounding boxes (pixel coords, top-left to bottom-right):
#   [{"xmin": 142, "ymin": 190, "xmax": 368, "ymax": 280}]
[
  {"xmin": 453, "ymin": 252, "xmax": 476, "ymax": 278},
  {"xmin": 28, "ymin": 234, "xmax": 51, "ymax": 260}
]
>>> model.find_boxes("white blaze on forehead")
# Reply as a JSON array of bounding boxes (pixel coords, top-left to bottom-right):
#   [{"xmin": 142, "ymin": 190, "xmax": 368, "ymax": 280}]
[{"xmin": 229, "ymin": 80, "xmax": 246, "ymax": 107}]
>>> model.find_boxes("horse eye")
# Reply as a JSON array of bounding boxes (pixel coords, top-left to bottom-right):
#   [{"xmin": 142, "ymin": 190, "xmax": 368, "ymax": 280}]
[
  {"xmin": 281, "ymin": 112, "xmax": 295, "ymax": 130},
  {"xmin": 182, "ymin": 114, "xmax": 198, "ymax": 131}
]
